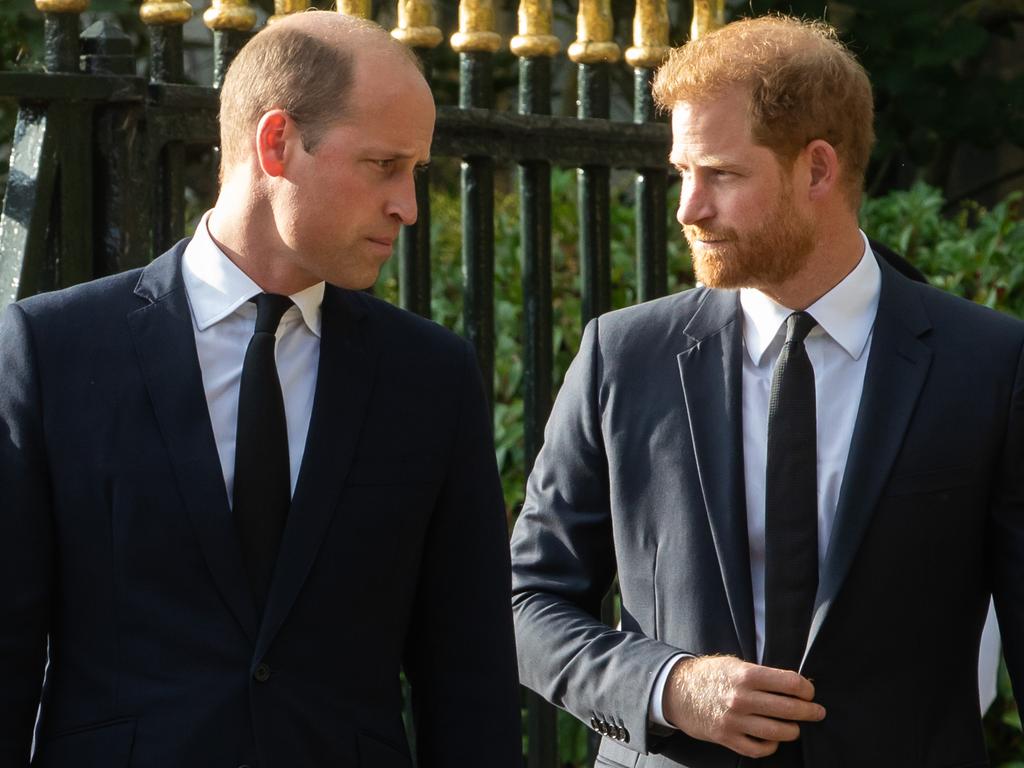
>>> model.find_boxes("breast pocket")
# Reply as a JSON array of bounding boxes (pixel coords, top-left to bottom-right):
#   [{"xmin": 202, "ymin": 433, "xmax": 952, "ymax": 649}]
[{"xmin": 884, "ymin": 464, "xmax": 976, "ymax": 498}]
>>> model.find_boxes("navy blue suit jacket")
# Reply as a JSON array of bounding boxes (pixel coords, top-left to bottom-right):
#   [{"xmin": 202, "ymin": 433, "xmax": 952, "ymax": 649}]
[
  {"xmin": 0, "ymin": 242, "xmax": 522, "ymax": 767},
  {"xmin": 512, "ymin": 255, "xmax": 1024, "ymax": 767}
]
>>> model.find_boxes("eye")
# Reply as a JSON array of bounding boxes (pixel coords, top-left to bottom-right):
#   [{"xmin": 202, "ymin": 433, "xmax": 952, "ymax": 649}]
[{"xmin": 371, "ymin": 159, "xmax": 395, "ymax": 170}]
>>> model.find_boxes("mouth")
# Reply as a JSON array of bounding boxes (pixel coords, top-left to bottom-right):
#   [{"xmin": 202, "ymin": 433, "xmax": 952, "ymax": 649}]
[
  {"xmin": 367, "ymin": 237, "xmax": 395, "ymax": 250},
  {"xmin": 685, "ymin": 230, "xmax": 733, "ymax": 247}
]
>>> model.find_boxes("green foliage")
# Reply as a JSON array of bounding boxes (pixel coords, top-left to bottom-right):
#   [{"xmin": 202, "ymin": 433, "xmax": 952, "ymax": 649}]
[{"xmin": 862, "ymin": 181, "xmax": 1024, "ymax": 317}]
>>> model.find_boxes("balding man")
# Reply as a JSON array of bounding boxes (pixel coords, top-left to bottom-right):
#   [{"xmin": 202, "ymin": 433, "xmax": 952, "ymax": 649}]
[{"xmin": 0, "ymin": 13, "xmax": 521, "ymax": 767}]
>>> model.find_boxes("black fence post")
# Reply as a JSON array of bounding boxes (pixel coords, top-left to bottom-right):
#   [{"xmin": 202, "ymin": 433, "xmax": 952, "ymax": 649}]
[
  {"xmin": 143, "ymin": 0, "xmax": 193, "ymax": 257},
  {"xmin": 626, "ymin": 0, "xmax": 670, "ymax": 303},
  {"xmin": 511, "ymin": 4, "xmax": 561, "ymax": 765},
  {"xmin": 452, "ymin": 6, "xmax": 501, "ymax": 408},
  {"xmin": 391, "ymin": 3, "xmax": 444, "ymax": 319},
  {"xmin": 82, "ymin": 19, "xmax": 149, "ymax": 276},
  {"xmin": 568, "ymin": 2, "xmax": 619, "ymax": 326},
  {"xmin": 203, "ymin": 0, "xmax": 256, "ymax": 89}
]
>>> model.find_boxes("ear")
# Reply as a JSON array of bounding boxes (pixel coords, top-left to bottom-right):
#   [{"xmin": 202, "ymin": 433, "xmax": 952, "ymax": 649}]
[
  {"xmin": 804, "ymin": 139, "xmax": 840, "ymax": 202},
  {"xmin": 254, "ymin": 109, "xmax": 293, "ymax": 178}
]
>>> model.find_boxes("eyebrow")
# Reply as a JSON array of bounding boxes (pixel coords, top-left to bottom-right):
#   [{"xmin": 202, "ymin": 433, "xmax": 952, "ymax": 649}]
[{"xmin": 670, "ymin": 154, "xmax": 742, "ymax": 170}]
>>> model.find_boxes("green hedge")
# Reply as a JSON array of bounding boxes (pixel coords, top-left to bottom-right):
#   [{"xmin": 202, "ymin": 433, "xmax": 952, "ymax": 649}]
[{"xmin": 377, "ymin": 170, "xmax": 1024, "ymax": 765}]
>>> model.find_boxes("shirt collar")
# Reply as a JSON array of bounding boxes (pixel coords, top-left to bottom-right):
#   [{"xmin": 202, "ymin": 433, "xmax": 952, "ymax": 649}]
[
  {"xmin": 740, "ymin": 231, "xmax": 881, "ymax": 366},
  {"xmin": 182, "ymin": 210, "xmax": 324, "ymax": 337}
]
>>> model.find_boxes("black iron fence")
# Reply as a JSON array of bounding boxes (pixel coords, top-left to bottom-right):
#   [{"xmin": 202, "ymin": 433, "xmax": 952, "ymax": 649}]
[{"xmin": 0, "ymin": 0, "xmax": 723, "ymax": 764}]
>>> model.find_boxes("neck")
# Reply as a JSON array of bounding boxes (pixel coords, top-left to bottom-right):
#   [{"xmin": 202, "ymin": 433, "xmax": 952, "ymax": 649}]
[
  {"xmin": 759, "ymin": 222, "xmax": 864, "ymax": 311},
  {"xmin": 207, "ymin": 177, "xmax": 318, "ymax": 296}
]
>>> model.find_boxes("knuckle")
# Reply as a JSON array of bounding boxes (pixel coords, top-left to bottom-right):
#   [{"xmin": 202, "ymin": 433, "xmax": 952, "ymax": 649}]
[
  {"xmin": 722, "ymin": 690, "xmax": 743, "ymax": 712},
  {"xmin": 739, "ymin": 739, "xmax": 776, "ymax": 759}
]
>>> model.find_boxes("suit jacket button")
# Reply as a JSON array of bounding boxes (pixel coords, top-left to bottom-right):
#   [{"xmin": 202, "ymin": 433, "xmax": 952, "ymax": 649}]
[{"xmin": 253, "ymin": 663, "xmax": 271, "ymax": 683}]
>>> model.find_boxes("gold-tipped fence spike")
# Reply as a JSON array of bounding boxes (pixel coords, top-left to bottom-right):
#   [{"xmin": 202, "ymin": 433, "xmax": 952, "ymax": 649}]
[
  {"xmin": 509, "ymin": 0, "xmax": 560, "ymax": 58},
  {"xmin": 567, "ymin": 0, "xmax": 620, "ymax": 64},
  {"xmin": 268, "ymin": 0, "xmax": 310, "ymax": 24},
  {"xmin": 35, "ymin": 0, "xmax": 89, "ymax": 13},
  {"xmin": 450, "ymin": 0, "xmax": 501, "ymax": 54},
  {"xmin": 140, "ymin": 0, "xmax": 192, "ymax": 25},
  {"xmin": 203, "ymin": 0, "xmax": 257, "ymax": 31},
  {"xmin": 391, "ymin": 0, "xmax": 444, "ymax": 49},
  {"xmin": 336, "ymin": 0, "xmax": 370, "ymax": 19},
  {"xmin": 624, "ymin": 0, "xmax": 668, "ymax": 69},
  {"xmin": 690, "ymin": 0, "xmax": 725, "ymax": 41}
]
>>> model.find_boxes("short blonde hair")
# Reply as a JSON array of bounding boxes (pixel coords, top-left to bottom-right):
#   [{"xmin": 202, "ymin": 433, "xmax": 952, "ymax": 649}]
[{"xmin": 653, "ymin": 15, "xmax": 875, "ymax": 205}]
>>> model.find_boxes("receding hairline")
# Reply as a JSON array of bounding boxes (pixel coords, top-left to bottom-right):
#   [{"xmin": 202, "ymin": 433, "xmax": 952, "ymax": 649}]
[{"xmin": 259, "ymin": 11, "xmax": 422, "ymax": 76}]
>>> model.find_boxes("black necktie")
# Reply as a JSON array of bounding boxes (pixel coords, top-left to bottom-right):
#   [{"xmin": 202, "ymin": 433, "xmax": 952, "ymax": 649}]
[
  {"xmin": 234, "ymin": 293, "xmax": 292, "ymax": 613},
  {"xmin": 763, "ymin": 311, "xmax": 819, "ymax": 673}
]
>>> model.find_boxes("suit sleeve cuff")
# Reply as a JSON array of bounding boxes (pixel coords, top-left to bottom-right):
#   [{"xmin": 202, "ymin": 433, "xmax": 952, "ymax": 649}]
[{"xmin": 648, "ymin": 653, "xmax": 690, "ymax": 729}]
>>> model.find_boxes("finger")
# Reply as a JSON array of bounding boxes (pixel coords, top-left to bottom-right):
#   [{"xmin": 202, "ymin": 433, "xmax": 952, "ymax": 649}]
[
  {"xmin": 743, "ymin": 664, "xmax": 816, "ymax": 700},
  {"xmin": 745, "ymin": 690, "xmax": 826, "ymax": 723},
  {"xmin": 725, "ymin": 733, "xmax": 780, "ymax": 759},
  {"xmin": 737, "ymin": 713, "xmax": 802, "ymax": 743}
]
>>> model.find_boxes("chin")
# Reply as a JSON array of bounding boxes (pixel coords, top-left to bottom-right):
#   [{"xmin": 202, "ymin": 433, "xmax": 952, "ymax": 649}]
[{"xmin": 329, "ymin": 268, "xmax": 381, "ymax": 292}]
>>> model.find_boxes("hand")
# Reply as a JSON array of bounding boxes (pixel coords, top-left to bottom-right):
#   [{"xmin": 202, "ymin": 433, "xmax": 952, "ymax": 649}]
[{"xmin": 662, "ymin": 655, "xmax": 826, "ymax": 758}]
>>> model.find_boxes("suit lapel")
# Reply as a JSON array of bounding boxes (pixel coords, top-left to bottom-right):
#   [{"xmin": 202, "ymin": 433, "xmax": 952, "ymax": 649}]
[
  {"xmin": 256, "ymin": 286, "xmax": 379, "ymax": 660},
  {"xmin": 126, "ymin": 243, "xmax": 259, "ymax": 644},
  {"xmin": 677, "ymin": 289, "xmax": 757, "ymax": 661},
  {"xmin": 802, "ymin": 258, "xmax": 933, "ymax": 665}
]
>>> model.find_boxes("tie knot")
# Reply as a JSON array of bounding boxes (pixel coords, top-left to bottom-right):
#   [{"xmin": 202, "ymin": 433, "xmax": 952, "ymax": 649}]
[
  {"xmin": 252, "ymin": 293, "xmax": 292, "ymax": 335},
  {"xmin": 785, "ymin": 311, "xmax": 817, "ymax": 345}
]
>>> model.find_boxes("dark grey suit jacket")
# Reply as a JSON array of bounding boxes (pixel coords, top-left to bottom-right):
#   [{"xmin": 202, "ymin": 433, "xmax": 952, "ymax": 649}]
[{"xmin": 511, "ymin": 254, "xmax": 1024, "ymax": 767}]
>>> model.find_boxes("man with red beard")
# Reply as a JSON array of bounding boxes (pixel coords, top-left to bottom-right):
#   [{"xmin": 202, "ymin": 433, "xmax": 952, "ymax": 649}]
[{"xmin": 511, "ymin": 14, "xmax": 1024, "ymax": 768}]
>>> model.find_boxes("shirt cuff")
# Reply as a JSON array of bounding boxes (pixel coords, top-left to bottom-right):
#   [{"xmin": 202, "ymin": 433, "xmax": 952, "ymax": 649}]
[{"xmin": 649, "ymin": 653, "xmax": 690, "ymax": 728}]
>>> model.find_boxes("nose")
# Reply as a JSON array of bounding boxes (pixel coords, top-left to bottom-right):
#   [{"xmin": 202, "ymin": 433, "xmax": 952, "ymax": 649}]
[
  {"xmin": 386, "ymin": 171, "xmax": 419, "ymax": 226},
  {"xmin": 676, "ymin": 176, "xmax": 713, "ymax": 227}
]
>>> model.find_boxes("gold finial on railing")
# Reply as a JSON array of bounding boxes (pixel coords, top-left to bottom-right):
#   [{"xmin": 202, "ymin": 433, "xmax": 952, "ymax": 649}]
[
  {"xmin": 391, "ymin": 0, "xmax": 444, "ymax": 49},
  {"xmin": 140, "ymin": 0, "xmax": 192, "ymax": 25},
  {"xmin": 624, "ymin": 0, "xmax": 668, "ymax": 68},
  {"xmin": 268, "ymin": 0, "xmax": 310, "ymax": 23},
  {"xmin": 336, "ymin": 0, "xmax": 370, "ymax": 18},
  {"xmin": 510, "ymin": 0, "xmax": 559, "ymax": 58},
  {"xmin": 35, "ymin": 0, "xmax": 89, "ymax": 12},
  {"xmin": 690, "ymin": 0, "xmax": 724, "ymax": 40},
  {"xmin": 203, "ymin": 0, "xmax": 257, "ymax": 31},
  {"xmin": 450, "ymin": 0, "xmax": 501, "ymax": 53},
  {"xmin": 567, "ymin": 0, "xmax": 620, "ymax": 64}
]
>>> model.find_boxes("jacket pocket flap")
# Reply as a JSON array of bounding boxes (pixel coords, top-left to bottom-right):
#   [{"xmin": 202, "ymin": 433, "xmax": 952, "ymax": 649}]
[
  {"xmin": 36, "ymin": 718, "xmax": 136, "ymax": 768},
  {"xmin": 358, "ymin": 731, "xmax": 413, "ymax": 768}
]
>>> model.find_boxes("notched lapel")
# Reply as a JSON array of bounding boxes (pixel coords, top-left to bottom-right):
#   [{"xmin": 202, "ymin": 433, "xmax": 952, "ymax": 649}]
[
  {"xmin": 126, "ymin": 245, "xmax": 259, "ymax": 644},
  {"xmin": 803, "ymin": 260, "xmax": 933, "ymax": 666},
  {"xmin": 256, "ymin": 287, "xmax": 379, "ymax": 658},
  {"xmin": 677, "ymin": 289, "xmax": 756, "ymax": 661}
]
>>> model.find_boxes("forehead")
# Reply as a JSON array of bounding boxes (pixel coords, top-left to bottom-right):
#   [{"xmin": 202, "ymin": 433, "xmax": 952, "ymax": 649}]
[
  {"xmin": 324, "ymin": 57, "xmax": 435, "ymax": 158},
  {"xmin": 669, "ymin": 88, "xmax": 757, "ymax": 161}
]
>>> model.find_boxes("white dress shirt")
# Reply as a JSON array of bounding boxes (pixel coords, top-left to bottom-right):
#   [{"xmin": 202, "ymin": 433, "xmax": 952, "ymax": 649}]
[
  {"xmin": 181, "ymin": 211, "xmax": 325, "ymax": 501},
  {"xmin": 649, "ymin": 233, "xmax": 880, "ymax": 726}
]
